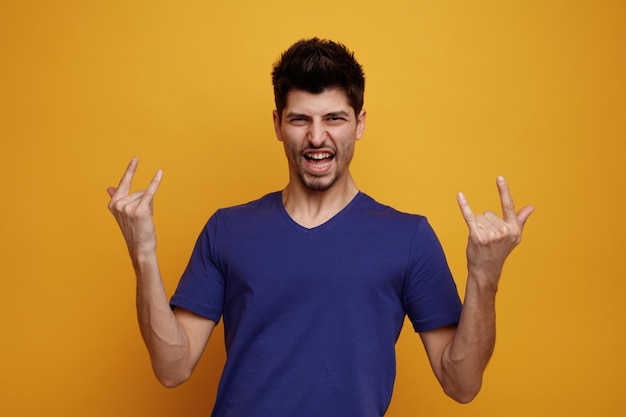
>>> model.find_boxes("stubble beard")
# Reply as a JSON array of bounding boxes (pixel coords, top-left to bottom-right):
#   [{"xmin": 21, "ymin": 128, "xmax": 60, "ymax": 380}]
[
  {"xmin": 297, "ymin": 169, "xmax": 340, "ymax": 191},
  {"xmin": 288, "ymin": 142, "xmax": 354, "ymax": 192}
]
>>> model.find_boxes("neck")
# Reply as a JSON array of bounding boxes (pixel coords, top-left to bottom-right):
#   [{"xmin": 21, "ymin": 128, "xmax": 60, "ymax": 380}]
[{"xmin": 282, "ymin": 175, "xmax": 359, "ymax": 229}]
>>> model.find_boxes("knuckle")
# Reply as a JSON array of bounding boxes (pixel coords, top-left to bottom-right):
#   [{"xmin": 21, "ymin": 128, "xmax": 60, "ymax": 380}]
[
  {"xmin": 471, "ymin": 233, "xmax": 490, "ymax": 246},
  {"xmin": 109, "ymin": 200, "xmax": 123, "ymax": 213},
  {"xmin": 123, "ymin": 205, "xmax": 137, "ymax": 216}
]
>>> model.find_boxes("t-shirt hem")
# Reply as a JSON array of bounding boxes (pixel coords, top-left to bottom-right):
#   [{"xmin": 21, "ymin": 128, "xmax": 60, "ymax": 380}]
[
  {"xmin": 170, "ymin": 295, "xmax": 222, "ymax": 324},
  {"xmin": 412, "ymin": 311, "xmax": 462, "ymax": 333}
]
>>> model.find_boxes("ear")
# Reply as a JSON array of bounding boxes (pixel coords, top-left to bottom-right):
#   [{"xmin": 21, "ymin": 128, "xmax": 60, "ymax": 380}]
[
  {"xmin": 355, "ymin": 109, "xmax": 366, "ymax": 140},
  {"xmin": 273, "ymin": 110, "xmax": 283, "ymax": 142}
]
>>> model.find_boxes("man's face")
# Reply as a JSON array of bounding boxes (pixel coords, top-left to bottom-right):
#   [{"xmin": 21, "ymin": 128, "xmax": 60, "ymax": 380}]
[{"xmin": 273, "ymin": 88, "xmax": 366, "ymax": 192}]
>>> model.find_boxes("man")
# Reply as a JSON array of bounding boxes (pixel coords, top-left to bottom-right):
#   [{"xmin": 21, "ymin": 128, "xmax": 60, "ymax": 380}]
[{"xmin": 107, "ymin": 38, "xmax": 533, "ymax": 416}]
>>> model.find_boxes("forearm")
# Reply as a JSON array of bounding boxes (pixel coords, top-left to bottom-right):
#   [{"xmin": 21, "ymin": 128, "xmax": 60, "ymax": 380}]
[
  {"xmin": 440, "ymin": 273, "xmax": 497, "ymax": 403},
  {"xmin": 435, "ymin": 177, "xmax": 533, "ymax": 402},
  {"xmin": 133, "ymin": 250, "xmax": 193, "ymax": 387},
  {"xmin": 108, "ymin": 160, "xmax": 199, "ymax": 386}
]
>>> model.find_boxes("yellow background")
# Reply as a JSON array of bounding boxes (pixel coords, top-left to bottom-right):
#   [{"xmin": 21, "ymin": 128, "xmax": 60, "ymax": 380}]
[{"xmin": 1, "ymin": 1, "xmax": 624, "ymax": 416}]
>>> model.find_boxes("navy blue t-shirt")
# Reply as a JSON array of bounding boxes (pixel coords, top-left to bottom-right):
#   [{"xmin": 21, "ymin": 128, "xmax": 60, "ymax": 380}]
[{"xmin": 171, "ymin": 192, "xmax": 462, "ymax": 417}]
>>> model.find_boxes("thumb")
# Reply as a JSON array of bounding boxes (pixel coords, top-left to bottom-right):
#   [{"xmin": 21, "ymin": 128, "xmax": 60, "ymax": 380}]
[
  {"xmin": 517, "ymin": 204, "xmax": 535, "ymax": 229},
  {"xmin": 107, "ymin": 186, "xmax": 117, "ymax": 197}
]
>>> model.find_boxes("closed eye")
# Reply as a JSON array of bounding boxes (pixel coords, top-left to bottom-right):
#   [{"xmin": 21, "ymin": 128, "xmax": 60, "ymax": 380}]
[
  {"xmin": 325, "ymin": 111, "xmax": 350, "ymax": 123},
  {"xmin": 325, "ymin": 115, "xmax": 349, "ymax": 125},
  {"xmin": 285, "ymin": 112, "xmax": 311, "ymax": 126},
  {"xmin": 287, "ymin": 117, "xmax": 308, "ymax": 126}
]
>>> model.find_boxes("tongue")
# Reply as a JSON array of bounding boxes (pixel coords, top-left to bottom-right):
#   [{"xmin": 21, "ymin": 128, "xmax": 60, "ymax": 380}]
[{"xmin": 307, "ymin": 155, "xmax": 332, "ymax": 170}]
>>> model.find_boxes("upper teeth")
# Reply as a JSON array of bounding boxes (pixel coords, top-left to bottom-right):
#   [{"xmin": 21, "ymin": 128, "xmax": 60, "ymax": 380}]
[{"xmin": 308, "ymin": 153, "xmax": 331, "ymax": 160}]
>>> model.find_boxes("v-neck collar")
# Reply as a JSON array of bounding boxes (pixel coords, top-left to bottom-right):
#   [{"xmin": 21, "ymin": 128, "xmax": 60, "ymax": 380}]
[{"xmin": 275, "ymin": 191, "xmax": 363, "ymax": 234}]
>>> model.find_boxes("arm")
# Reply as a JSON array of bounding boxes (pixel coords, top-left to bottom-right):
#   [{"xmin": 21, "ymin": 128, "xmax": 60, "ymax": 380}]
[
  {"xmin": 420, "ymin": 176, "xmax": 534, "ymax": 403},
  {"xmin": 107, "ymin": 157, "xmax": 216, "ymax": 387}
]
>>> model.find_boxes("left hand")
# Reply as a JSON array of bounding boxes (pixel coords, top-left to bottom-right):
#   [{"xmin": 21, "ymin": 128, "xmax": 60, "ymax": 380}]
[{"xmin": 457, "ymin": 176, "xmax": 534, "ymax": 290}]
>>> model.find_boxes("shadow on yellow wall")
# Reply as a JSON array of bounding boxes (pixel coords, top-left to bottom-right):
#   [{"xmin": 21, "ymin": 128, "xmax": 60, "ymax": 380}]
[{"xmin": 1, "ymin": 1, "xmax": 624, "ymax": 416}]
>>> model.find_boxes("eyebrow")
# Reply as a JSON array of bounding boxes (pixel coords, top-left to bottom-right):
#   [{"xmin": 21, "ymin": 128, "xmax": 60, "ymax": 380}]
[
  {"xmin": 325, "ymin": 111, "xmax": 350, "ymax": 118},
  {"xmin": 285, "ymin": 110, "xmax": 351, "ymax": 119},
  {"xmin": 285, "ymin": 112, "xmax": 309, "ymax": 119}
]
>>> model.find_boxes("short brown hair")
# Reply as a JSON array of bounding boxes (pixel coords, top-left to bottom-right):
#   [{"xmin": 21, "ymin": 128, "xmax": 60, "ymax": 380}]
[{"xmin": 272, "ymin": 38, "xmax": 365, "ymax": 119}]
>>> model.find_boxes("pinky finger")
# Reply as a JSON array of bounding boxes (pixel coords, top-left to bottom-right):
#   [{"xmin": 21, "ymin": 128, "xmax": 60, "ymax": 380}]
[{"xmin": 457, "ymin": 192, "xmax": 476, "ymax": 227}]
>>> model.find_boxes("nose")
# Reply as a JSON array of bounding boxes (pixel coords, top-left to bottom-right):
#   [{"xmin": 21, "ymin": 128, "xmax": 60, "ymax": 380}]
[{"xmin": 307, "ymin": 119, "xmax": 327, "ymax": 147}]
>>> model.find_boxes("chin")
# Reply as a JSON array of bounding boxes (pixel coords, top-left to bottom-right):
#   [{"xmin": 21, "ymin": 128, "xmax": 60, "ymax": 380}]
[{"xmin": 300, "ymin": 174, "xmax": 338, "ymax": 192}]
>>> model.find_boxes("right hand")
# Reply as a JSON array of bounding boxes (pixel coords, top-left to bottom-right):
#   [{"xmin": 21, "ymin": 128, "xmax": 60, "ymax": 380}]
[{"xmin": 107, "ymin": 157, "xmax": 163, "ymax": 258}]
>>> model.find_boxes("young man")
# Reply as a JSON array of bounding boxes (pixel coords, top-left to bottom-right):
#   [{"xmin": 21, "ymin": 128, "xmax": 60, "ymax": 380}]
[{"xmin": 107, "ymin": 38, "xmax": 534, "ymax": 416}]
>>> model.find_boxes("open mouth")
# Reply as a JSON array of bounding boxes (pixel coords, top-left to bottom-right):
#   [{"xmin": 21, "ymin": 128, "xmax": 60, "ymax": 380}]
[{"xmin": 304, "ymin": 152, "xmax": 334, "ymax": 163}]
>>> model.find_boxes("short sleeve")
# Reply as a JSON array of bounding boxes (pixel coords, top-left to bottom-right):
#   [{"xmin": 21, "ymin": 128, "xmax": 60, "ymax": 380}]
[
  {"xmin": 170, "ymin": 213, "xmax": 225, "ymax": 323},
  {"xmin": 403, "ymin": 219, "xmax": 462, "ymax": 332}
]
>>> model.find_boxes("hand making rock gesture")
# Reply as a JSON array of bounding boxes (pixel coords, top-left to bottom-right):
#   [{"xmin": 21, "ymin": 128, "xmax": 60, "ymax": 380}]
[
  {"xmin": 457, "ymin": 176, "xmax": 534, "ymax": 291},
  {"xmin": 107, "ymin": 157, "xmax": 163, "ymax": 262}
]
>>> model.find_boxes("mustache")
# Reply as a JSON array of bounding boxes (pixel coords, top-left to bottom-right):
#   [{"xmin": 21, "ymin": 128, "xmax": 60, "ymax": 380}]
[{"xmin": 300, "ymin": 143, "xmax": 337, "ymax": 153}]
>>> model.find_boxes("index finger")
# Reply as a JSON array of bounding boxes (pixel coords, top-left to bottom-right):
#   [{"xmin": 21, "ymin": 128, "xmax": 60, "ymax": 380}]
[
  {"xmin": 496, "ymin": 176, "xmax": 517, "ymax": 223},
  {"xmin": 112, "ymin": 157, "xmax": 139, "ymax": 198}
]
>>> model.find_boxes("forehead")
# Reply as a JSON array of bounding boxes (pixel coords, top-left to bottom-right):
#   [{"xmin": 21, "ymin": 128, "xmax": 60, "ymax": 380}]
[{"xmin": 283, "ymin": 88, "xmax": 351, "ymax": 115}]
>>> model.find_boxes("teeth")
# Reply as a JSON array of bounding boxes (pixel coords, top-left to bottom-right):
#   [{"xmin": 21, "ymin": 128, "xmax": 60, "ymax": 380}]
[{"xmin": 306, "ymin": 153, "xmax": 332, "ymax": 160}]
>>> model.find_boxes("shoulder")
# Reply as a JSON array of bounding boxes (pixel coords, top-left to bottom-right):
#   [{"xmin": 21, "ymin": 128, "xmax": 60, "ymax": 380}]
[
  {"xmin": 202, "ymin": 192, "xmax": 284, "ymax": 238},
  {"xmin": 221, "ymin": 191, "xmax": 281, "ymax": 212},
  {"xmin": 212, "ymin": 192, "xmax": 281, "ymax": 220},
  {"xmin": 337, "ymin": 192, "xmax": 442, "ymax": 251},
  {"xmin": 352, "ymin": 192, "xmax": 428, "ymax": 228}
]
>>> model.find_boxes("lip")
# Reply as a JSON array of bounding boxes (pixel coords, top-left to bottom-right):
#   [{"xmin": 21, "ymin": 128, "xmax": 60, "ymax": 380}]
[{"xmin": 302, "ymin": 150, "xmax": 335, "ymax": 175}]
